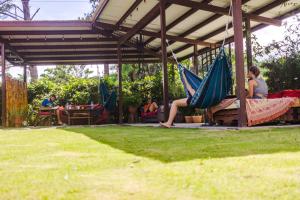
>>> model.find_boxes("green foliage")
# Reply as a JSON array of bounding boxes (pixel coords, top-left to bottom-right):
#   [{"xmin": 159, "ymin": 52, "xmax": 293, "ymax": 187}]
[{"xmin": 253, "ymin": 15, "xmax": 300, "ymax": 92}]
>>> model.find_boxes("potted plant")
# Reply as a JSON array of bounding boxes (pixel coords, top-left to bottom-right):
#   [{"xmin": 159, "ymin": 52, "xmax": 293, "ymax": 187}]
[
  {"xmin": 180, "ymin": 107, "xmax": 194, "ymax": 123},
  {"xmin": 192, "ymin": 108, "xmax": 204, "ymax": 123},
  {"xmin": 123, "ymin": 94, "xmax": 142, "ymax": 123}
]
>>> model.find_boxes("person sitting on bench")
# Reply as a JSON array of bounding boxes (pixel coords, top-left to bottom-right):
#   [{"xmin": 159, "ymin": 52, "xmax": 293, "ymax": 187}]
[
  {"xmin": 247, "ymin": 66, "xmax": 268, "ymax": 99},
  {"xmin": 41, "ymin": 95, "xmax": 63, "ymax": 125},
  {"xmin": 143, "ymin": 98, "xmax": 158, "ymax": 113}
]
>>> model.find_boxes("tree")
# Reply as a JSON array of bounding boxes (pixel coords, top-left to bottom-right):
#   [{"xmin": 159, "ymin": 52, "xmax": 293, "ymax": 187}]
[
  {"xmin": 0, "ymin": 0, "xmax": 16, "ymax": 19},
  {"xmin": 252, "ymin": 15, "xmax": 300, "ymax": 92},
  {"xmin": 41, "ymin": 65, "xmax": 93, "ymax": 83}
]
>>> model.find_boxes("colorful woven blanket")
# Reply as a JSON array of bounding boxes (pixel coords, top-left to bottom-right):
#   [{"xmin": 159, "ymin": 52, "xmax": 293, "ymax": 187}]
[
  {"xmin": 211, "ymin": 97, "xmax": 297, "ymax": 126},
  {"xmin": 246, "ymin": 97, "xmax": 297, "ymax": 126}
]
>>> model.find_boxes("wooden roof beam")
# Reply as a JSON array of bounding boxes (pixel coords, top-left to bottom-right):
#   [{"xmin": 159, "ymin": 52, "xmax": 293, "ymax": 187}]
[
  {"xmin": 116, "ymin": 0, "xmax": 143, "ymax": 27},
  {"xmin": 0, "ymin": 38, "xmax": 25, "ymax": 63},
  {"xmin": 92, "ymin": 0, "xmax": 110, "ymax": 22},
  {"xmin": 166, "ymin": 0, "xmax": 282, "ymax": 26},
  {"xmin": 118, "ymin": 3, "xmax": 171, "ymax": 45},
  {"xmin": 178, "ymin": 4, "xmax": 297, "ymax": 61},
  {"xmin": 93, "ymin": 24, "xmax": 176, "ymax": 63},
  {"xmin": 162, "ymin": 0, "xmax": 250, "ymax": 49},
  {"xmin": 95, "ymin": 22, "xmax": 215, "ymax": 47},
  {"xmin": 5, "ymin": 38, "xmax": 117, "ymax": 43},
  {"xmin": 144, "ymin": 0, "xmax": 214, "ymax": 45},
  {"xmin": 171, "ymin": 0, "xmax": 288, "ymax": 55}
]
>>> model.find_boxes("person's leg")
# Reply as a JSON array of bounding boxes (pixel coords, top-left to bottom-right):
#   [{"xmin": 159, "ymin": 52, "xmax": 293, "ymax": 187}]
[
  {"xmin": 56, "ymin": 107, "xmax": 63, "ymax": 125},
  {"xmin": 160, "ymin": 98, "xmax": 188, "ymax": 128}
]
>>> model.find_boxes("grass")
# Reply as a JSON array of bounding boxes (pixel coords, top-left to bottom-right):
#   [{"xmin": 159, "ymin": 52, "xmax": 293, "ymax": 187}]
[{"xmin": 0, "ymin": 126, "xmax": 299, "ymax": 200}]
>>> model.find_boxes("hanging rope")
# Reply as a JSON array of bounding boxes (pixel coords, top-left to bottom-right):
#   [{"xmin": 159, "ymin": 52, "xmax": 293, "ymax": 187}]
[
  {"xmin": 166, "ymin": 1, "xmax": 233, "ymax": 62},
  {"xmin": 166, "ymin": 39, "xmax": 179, "ymax": 65},
  {"xmin": 222, "ymin": 1, "xmax": 233, "ymax": 47}
]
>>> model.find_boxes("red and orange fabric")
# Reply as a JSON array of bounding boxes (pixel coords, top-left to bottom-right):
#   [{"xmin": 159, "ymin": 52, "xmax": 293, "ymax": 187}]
[{"xmin": 246, "ymin": 97, "xmax": 297, "ymax": 126}]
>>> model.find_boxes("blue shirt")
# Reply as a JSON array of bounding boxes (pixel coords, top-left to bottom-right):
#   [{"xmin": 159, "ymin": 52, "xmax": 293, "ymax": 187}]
[{"xmin": 42, "ymin": 99, "xmax": 54, "ymax": 107}]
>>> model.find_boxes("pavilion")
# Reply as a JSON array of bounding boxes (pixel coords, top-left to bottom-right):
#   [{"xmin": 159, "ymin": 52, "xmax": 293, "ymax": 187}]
[{"xmin": 0, "ymin": 0, "xmax": 299, "ymax": 127}]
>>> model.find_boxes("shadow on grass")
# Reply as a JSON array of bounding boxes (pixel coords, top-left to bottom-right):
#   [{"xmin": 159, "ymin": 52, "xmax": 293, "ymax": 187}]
[{"xmin": 63, "ymin": 126, "xmax": 300, "ymax": 163}]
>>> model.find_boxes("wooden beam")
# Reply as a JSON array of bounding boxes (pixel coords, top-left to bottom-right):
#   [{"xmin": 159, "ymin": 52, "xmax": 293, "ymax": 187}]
[
  {"xmin": 93, "ymin": 24, "xmax": 176, "ymax": 63},
  {"xmin": 12, "ymin": 44, "xmax": 120, "ymax": 50},
  {"xmin": 116, "ymin": 0, "xmax": 143, "ymax": 27},
  {"xmin": 193, "ymin": 44, "xmax": 199, "ymax": 75},
  {"xmin": 0, "ymin": 38, "xmax": 25, "ymax": 63},
  {"xmin": 95, "ymin": 21, "xmax": 215, "ymax": 47},
  {"xmin": 161, "ymin": 0, "xmax": 251, "ymax": 51},
  {"xmin": 1, "ymin": 43, "xmax": 7, "ymax": 127},
  {"xmin": 26, "ymin": 59, "xmax": 160, "ymax": 65},
  {"xmin": 117, "ymin": 46, "xmax": 123, "ymax": 124},
  {"xmin": 119, "ymin": 3, "xmax": 171, "ymax": 45},
  {"xmin": 232, "ymin": 0, "xmax": 247, "ymax": 127},
  {"xmin": 6, "ymin": 38, "xmax": 117, "ymax": 43},
  {"xmin": 92, "ymin": 0, "xmax": 110, "ymax": 22},
  {"xmin": 24, "ymin": 55, "xmax": 155, "ymax": 61},
  {"xmin": 19, "ymin": 50, "xmax": 140, "ymax": 56},
  {"xmin": 245, "ymin": 16, "xmax": 253, "ymax": 70},
  {"xmin": 0, "ymin": 20, "xmax": 93, "ymax": 28},
  {"xmin": 23, "ymin": 65, "xmax": 27, "ymax": 83},
  {"xmin": 166, "ymin": 0, "xmax": 282, "ymax": 26},
  {"xmin": 173, "ymin": 0, "xmax": 287, "ymax": 57},
  {"xmin": 144, "ymin": 8, "xmax": 198, "ymax": 45},
  {"xmin": 160, "ymin": 0, "xmax": 169, "ymax": 122},
  {"xmin": 104, "ymin": 63, "xmax": 109, "ymax": 76}
]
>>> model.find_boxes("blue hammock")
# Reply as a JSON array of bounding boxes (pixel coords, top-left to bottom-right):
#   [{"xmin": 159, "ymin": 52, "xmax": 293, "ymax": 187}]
[
  {"xmin": 99, "ymin": 81, "xmax": 117, "ymax": 112},
  {"xmin": 178, "ymin": 48, "xmax": 232, "ymax": 108}
]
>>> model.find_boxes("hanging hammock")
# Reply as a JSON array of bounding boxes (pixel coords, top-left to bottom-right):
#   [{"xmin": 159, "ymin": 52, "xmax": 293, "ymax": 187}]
[
  {"xmin": 178, "ymin": 48, "xmax": 232, "ymax": 108},
  {"xmin": 170, "ymin": 1, "xmax": 233, "ymax": 108},
  {"xmin": 99, "ymin": 81, "xmax": 117, "ymax": 112}
]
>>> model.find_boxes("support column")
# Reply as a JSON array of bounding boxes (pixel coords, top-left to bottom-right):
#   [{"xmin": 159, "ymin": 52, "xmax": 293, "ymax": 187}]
[
  {"xmin": 1, "ymin": 43, "xmax": 6, "ymax": 127},
  {"xmin": 104, "ymin": 63, "xmax": 109, "ymax": 76},
  {"xmin": 160, "ymin": 0, "xmax": 169, "ymax": 121},
  {"xmin": 245, "ymin": 16, "xmax": 253, "ymax": 70},
  {"xmin": 232, "ymin": 0, "xmax": 247, "ymax": 127},
  {"xmin": 23, "ymin": 65, "xmax": 27, "ymax": 83},
  {"xmin": 117, "ymin": 46, "xmax": 123, "ymax": 124},
  {"xmin": 193, "ymin": 44, "xmax": 199, "ymax": 75}
]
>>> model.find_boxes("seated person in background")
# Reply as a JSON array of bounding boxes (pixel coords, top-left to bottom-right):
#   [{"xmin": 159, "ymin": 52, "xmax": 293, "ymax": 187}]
[
  {"xmin": 143, "ymin": 98, "xmax": 158, "ymax": 113},
  {"xmin": 247, "ymin": 66, "xmax": 268, "ymax": 99},
  {"xmin": 41, "ymin": 95, "xmax": 63, "ymax": 125}
]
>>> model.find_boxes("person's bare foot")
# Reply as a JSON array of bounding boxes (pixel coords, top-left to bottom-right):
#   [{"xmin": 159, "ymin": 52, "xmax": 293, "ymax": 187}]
[
  {"xmin": 160, "ymin": 122, "xmax": 172, "ymax": 128},
  {"xmin": 58, "ymin": 121, "xmax": 63, "ymax": 125}
]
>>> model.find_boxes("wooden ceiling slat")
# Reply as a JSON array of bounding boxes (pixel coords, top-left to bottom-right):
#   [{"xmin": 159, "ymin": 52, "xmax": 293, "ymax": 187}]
[
  {"xmin": 172, "ymin": 0, "xmax": 289, "ymax": 55},
  {"xmin": 116, "ymin": 0, "xmax": 143, "ymax": 27}
]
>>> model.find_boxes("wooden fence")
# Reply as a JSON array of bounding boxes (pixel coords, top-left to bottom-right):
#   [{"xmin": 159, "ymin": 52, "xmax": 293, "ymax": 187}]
[{"xmin": 4, "ymin": 77, "xmax": 28, "ymax": 127}]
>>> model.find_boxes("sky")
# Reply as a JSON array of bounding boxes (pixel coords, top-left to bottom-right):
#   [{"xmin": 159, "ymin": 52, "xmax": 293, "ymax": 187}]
[{"xmin": 5, "ymin": 0, "xmax": 298, "ymax": 78}]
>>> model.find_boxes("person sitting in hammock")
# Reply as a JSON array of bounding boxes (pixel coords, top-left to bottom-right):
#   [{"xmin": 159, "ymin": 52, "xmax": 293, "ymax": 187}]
[
  {"xmin": 247, "ymin": 66, "xmax": 268, "ymax": 99},
  {"xmin": 160, "ymin": 75, "xmax": 195, "ymax": 128}
]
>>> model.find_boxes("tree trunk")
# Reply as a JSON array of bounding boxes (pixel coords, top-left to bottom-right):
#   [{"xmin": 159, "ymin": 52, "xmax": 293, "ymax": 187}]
[
  {"xmin": 29, "ymin": 65, "xmax": 38, "ymax": 82},
  {"xmin": 22, "ymin": 0, "xmax": 38, "ymax": 82}
]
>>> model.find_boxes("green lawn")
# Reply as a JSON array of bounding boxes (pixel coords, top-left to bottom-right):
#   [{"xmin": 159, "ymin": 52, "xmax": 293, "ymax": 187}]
[{"xmin": 0, "ymin": 126, "xmax": 300, "ymax": 200}]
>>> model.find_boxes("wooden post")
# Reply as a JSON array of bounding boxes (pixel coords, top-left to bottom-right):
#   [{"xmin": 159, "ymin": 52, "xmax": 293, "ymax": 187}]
[
  {"xmin": 193, "ymin": 44, "xmax": 199, "ymax": 75},
  {"xmin": 104, "ymin": 63, "xmax": 109, "ymax": 76},
  {"xmin": 160, "ymin": 0, "xmax": 169, "ymax": 121},
  {"xmin": 23, "ymin": 65, "xmax": 27, "ymax": 83},
  {"xmin": 117, "ymin": 46, "xmax": 123, "ymax": 124},
  {"xmin": 232, "ymin": 0, "xmax": 247, "ymax": 127},
  {"xmin": 1, "ymin": 43, "xmax": 6, "ymax": 127},
  {"xmin": 245, "ymin": 16, "xmax": 253, "ymax": 70},
  {"xmin": 228, "ymin": 42, "xmax": 234, "ymax": 95}
]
